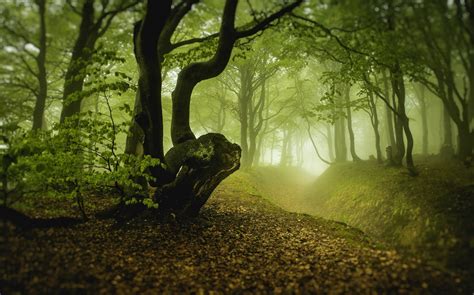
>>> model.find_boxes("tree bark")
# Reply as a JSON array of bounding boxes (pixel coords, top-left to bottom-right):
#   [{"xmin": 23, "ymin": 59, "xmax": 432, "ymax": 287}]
[
  {"xmin": 60, "ymin": 0, "xmax": 138, "ymax": 123},
  {"xmin": 368, "ymin": 91, "xmax": 383, "ymax": 163},
  {"xmin": 146, "ymin": 0, "xmax": 301, "ymax": 217},
  {"xmin": 59, "ymin": 0, "xmax": 96, "ymax": 123},
  {"xmin": 334, "ymin": 95, "xmax": 347, "ymax": 163},
  {"xmin": 154, "ymin": 133, "xmax": 241, "ymax": 218},
  {"xmin": 344, "ymin": 85, "xmax": 361, "ymax": 161},
  {"xmin": 133, "ymin": 1, "xmax": 172, "ymax": 182},
  {"xmin": 390, "ymin": 71, "xmax": 405, "ymax": 166},
  {"xmin": 382, "ymin": 70, "xmax": 397, "ymax": 157},
  {"xmin": 247, "ymin": 77, "xmax": 267, "ymax": 168},
  {"xmin": 326, "ymin": 124, "xmax": 335, "ymax": 162},
  {"xmin": 391, "ymin": 64, "xmax": 415, "ymax": 173},
  {"xmin": 418, "ymin": 85, "xmax": 429, "ymax": 155},
  {"xmin": 171, "ymin": 0, "xmax": 239, "ymax": 145},
  {"xmin": 441, "ymin": 104, "xmax": 454, "ymax": 156},
  {"xmin": 32, "ymin": 0, "xmax": 47, "ymax": 130},
  {"xmin": 171, "ymin": 0, "xmax": 302, "ymax": 145},
  {"xmin": 124, "ymin": 90, "xmax": 144, "ymax": 156},
  {"xmin": 238, "ymin": 64, "xmax": 252, "ymax": 168}
]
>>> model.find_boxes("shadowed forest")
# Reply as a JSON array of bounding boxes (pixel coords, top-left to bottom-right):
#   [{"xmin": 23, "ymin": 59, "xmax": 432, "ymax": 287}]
[{"xmin": 1, "ymin": 0, "xmax": 473, "ymax": 293}]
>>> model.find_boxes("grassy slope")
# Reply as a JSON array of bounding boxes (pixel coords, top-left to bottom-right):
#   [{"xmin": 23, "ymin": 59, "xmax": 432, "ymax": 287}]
[
  {"xmin": 221, "ymin": 167, "xmax": 377, "ymax": 248},
  {"xmin": 299, "ymin": 158, "xmax": 474, "ymax": 275}
]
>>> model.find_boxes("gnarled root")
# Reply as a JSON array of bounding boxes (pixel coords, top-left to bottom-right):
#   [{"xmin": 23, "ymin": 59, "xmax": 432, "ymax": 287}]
[{"xmin": 154, "ymin": 133, "xmax": 241, "ymax": 219}]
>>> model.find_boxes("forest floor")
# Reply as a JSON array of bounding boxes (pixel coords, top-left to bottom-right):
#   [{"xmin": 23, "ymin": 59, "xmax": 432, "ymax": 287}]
[{"xmin": 1, "ymin": 168, "xmax": 471, "ymax": 294}]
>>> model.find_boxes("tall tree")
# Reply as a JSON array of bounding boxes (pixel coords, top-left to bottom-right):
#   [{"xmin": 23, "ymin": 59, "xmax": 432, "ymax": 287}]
[
  {"xmin": 133, "ymin": 0, "xmax": 303, "ymax": 217},
  {"xmin": 32, "ymin": 0, "xmax": 48, "ymax": 130},
  {"xmin": 408, "ymin": 1, "xmax": 473, "ymax": 161},
  {"xmin": 413, "ymin": 83, "xmax": 429, "ymax": 156},
  {"xmin": 344, "ymin": 85, "xmax": 361, "ymax": 162},
  {"xmin": 60, "ymin": 0, "xmax": 139, "ymax": 123},
  {"xmin": 1, "ymin": 0, "xmax": 49, "ymax": 129}
]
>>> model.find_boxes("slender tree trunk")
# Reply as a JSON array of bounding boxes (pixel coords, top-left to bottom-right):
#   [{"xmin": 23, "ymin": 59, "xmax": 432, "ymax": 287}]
[
  {"xmin": 458, "ymin": 122, "xmax": 472, "ymax": 161},
  {"xmin": 383, "ymin": 70, "xmax": 397, "ymax": 155},
  {"xmin": 239, "ymin": 85, "xmax": 250, "ymax": 168},
  {"xmin": 306, "ymin": 120, "xmax": 332, "ymax": 165},
  {"xmin": 391, "ymin": 64, "xmax": 415, "ymax": 173},
  {"xmin": 402, "ymin": 118, "xmax": 415, "ymax": 172},
  {"xmin": 444, "ymin": 108, "xmax": 453, "ymax": 147},
  {"xmin": 248, "ymin": 129, "xmax": 257, "ymax": 168},
  {"xmin": 280, "ymin": 128, "xmax": 289, "ymax": 166},
  {"xmin": 32, "ymin": 0, "xmax": 47, "ymax": 130},
  {"xmin": 344, "ymin": 86, "xmax": 361, "ymax": 161},
  {"xmin": 374, "ymin": 118, "xmax": 382, "ymax": 163},
  {"xmin": 59, "ymin": 0, "xmax": 97, "ymax": 123},
  {"xmin": 255, "ymin": 101, "xmax": 270, "ymax": 166},
  {"xmin": 369, "ymin": 92, "xmax": 383, "ymax": 163},
  {"xmin": 326, "ymin": 124, "xmax": 335, "ymax": 162},
  {"xmin": 442, "ymin": 105, "xmax": 453, "ymax": 148},
  {"xmin": 254, "ymin": 136, "xmax": 263, "ymax": 166},
  {"xmin": 217, "ymin": 97, "xmax": 226, "ymax": 133},
  {"xmin": 334, "ymin": 104, "xmax": 347, "ymax": 163},
  {"xmin": 247, "ymin": 77, "xmax": 267, "ymax": 168},
  {"xmin": 434, "ymin": 71, "xmax": 472, "ymax": 161},
  {"xmin": 417, "ymin": 85, "xmax": 429, "ymax": 155},
  {"xmin": 124, "ymin": 90, "xmax": 144, "ymax": 156},
  {"xmin": 386, "ymin": 3, "xmax": 411, "ymax": 169},
  {"xmin": 391, "ymin": 81, "xmax": 405, "ymax": 166}
]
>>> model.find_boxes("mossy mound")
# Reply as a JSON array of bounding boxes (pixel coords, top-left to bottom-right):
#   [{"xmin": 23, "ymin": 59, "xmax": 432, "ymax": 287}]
[{"xmin": 302, "ymin": 158, "xmax": 474, "ymax": 276}]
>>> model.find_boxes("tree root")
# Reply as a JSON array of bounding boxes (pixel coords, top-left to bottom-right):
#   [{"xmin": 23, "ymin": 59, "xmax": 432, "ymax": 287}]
[{"xmin": 0, "ymin": 206, "xmax": 84, "ymax": 229}]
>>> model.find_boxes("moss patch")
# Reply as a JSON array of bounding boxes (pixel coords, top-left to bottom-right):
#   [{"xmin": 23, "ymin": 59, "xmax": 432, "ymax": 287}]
[{"xmin": 301, "ymin": 158, "xmax": 474, "ymax": 276}]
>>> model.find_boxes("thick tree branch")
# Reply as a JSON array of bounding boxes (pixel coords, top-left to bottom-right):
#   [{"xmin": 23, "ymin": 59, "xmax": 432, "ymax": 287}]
[{"xmin": 236, "ymin": 0, "xmax": 303, "ymax": 39}]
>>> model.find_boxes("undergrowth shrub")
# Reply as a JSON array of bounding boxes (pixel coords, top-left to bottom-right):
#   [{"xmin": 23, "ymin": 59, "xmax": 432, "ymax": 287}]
[{"xmin": 2, "ymin": 109, "xmax": 159, "ymax": 219}]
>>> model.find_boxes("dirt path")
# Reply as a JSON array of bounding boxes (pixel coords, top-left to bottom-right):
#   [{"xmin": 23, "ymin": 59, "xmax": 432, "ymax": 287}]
[{"xmin": 1, "ymin": 181, "xmax": 469, "ymax": 294}]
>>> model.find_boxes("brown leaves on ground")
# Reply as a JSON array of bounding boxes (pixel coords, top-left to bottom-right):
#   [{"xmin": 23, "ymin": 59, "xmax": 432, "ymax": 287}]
[{"xmin": 0, "ymin": 182, "xmax": 468, "ymax": 294}]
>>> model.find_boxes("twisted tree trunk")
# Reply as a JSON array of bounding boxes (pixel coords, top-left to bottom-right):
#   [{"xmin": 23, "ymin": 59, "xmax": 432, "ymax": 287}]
[{"xmin": 154, "ymin": 133, "xmax": 241, "ymax": 218}]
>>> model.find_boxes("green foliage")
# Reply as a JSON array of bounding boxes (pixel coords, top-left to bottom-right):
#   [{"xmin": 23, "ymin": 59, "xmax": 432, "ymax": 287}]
[
  {"xmin": 66, "ymin": 47, "xmax": 135, "ymax": 106},
  {"xmin": 3, "ymin": 110, "xmax": 159, "ymax": 217}
]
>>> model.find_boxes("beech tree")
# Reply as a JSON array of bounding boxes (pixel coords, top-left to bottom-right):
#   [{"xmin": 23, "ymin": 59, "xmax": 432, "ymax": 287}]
[
  {"xmin": 60, "ymin": 0, "xmax": 140, "ymax": 123},
  {"xmin": 1, "ymin": 0, "xmax": 48, "ymax": 129},
  {"xmin": 132, "ymin": 0, "xmax": 302, "ymax": 217},
  {"xmin": 406, "ymin": 1, "xmax": 473, "ymax": 161}
]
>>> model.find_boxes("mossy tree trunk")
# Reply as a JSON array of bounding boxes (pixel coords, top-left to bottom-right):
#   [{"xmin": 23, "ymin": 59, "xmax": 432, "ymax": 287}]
[{"xmin": 154, "ymin": 133, "xmax": 241, "ymax": 218}]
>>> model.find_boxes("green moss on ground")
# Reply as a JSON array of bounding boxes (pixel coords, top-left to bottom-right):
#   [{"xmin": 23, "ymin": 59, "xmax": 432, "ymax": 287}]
[{"xmin": 297, "ymin": 158, "xmax": 474, "ymax": 277}]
